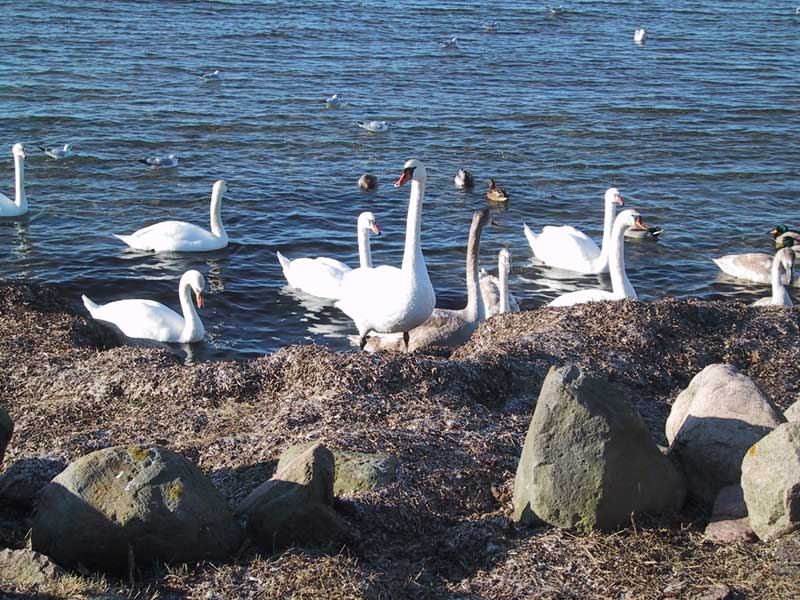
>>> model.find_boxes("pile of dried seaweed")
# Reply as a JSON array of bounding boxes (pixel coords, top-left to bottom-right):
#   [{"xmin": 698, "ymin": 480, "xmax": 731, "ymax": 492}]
[{"xmin": 1, "ymin": 279, "xmax": 798, "ymax": 599}]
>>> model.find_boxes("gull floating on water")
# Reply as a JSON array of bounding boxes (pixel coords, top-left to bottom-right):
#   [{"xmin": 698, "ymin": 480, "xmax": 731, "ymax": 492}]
[
  {"xmin": 139, "ymin": 153, "xmax": 179, "ymax": 168},
  {"xmin": 440, "ymin": 37, "xmax": 459, "ymax": 50},
  {"xmin": 356, "ymin": 120, "xmax": 389, "ymax": 133},
  {"xmin": 38, "ymin": 144, "xmax": 74, "ymax": 159},
  {"xmin": 483, "ymin": 21, "xmax": 498, "ymax": 32},
  {"xmin": 325, "ymin": 93, "xmax": 343, "ymax": 108},
  {"xmin": 201, "ymin": 69, "xmax": 221, "ymax": 81},
  {"xmin": 634, "ymin": 29, "xmax": 646, "ymax": 44},
  {"xmin": 548, "ymin": 6, "xmax": 566, "ymax": 16}
]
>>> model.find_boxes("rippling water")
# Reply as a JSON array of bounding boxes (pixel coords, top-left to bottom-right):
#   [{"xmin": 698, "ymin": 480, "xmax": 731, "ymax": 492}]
[{"xmin": 1, "ymin": 1, "xmax": 798, "ymax": 361}]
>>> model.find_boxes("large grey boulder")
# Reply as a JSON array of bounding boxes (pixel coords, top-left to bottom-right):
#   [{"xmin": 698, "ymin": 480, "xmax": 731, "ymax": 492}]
[
  {"xmin": 704, "ymin": 484, "xmax": 756, "ymax": 544},
  {"xmin": 0, "ymin": 548, "xmax": 63, "ymax": 589},
  {"xmin": 741, "ymin": 422, "xmax": 800, "ymax": 541},
  {"xmin": 238, "ymin": 442, "xmax": 349, "ymax": 551},
  {"xmin": 785, "ymin": 400, "xmax": 800, "ymax": 423},
  {"xmin": 31, "ymin": 445, "xmax": 243, "ymax": 573},
  {"xmin": 278, "ymin": 441, "xmax": 398, "ymax": 496},
  {"xmin": 666, "ymin": 364, "xmax": 784, "ymax": 506},
  {"xmin": 513, "ymin": 365, "xmax": 686, "ymax": 532},
  {"xmin": 0, "ymin": 406, "xmax": 13, "ymax": 467}
]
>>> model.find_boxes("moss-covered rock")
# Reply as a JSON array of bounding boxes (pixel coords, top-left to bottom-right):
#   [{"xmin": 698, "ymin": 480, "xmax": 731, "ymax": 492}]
[
  {"xmin": 513, "ymin": 365, "xmax": 686, "ymax": 531},
  {"xmin": 31, "ymin": 445, "xmax": 243, "ymax": 573}
]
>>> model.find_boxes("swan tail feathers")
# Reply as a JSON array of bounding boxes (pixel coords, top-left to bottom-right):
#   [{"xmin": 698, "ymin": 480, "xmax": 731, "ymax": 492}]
[
  {"xmin": 276, "ymin": 251, "xmax": 292, "ymax": 274},
  {"xmin": 112, "ymin": 233, "xmax": 136, "ymax": 247},
  {"xmin": 523, "ymin": 223, "xmax": 539, "ymax": 248},
  {"xmin": 81, "ymin": 294, "xmax": 100, "ymax": 314}
]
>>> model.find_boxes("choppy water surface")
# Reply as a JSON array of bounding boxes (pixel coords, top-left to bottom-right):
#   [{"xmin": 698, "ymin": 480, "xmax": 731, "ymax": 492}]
[{"xmin": 1, "ymin": 1, "xmax": 798, "ymax": 360}]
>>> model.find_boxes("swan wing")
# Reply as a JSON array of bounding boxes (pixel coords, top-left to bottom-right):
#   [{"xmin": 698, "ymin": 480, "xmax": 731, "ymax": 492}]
[
  {"xmin": 281, "ymin": 256, "xmax": 352, "ymax": 299},
  {"xmin": 480, "ymin": 275, "xmax": 501, "ymax": 318},
  {"xmin": 531, "ymin": 225, "xmax": 601, "ymax": 273},
  {"xmin": 85, "ymin": 298, "xmax": 185, "ymax": 342},
  {"xmin": 712, "ymin": 253, "xmax": 771, "ymax": 284},
  {"xmin": 0, "ymin": 192, "xmax": 25, "ymax": 216}
]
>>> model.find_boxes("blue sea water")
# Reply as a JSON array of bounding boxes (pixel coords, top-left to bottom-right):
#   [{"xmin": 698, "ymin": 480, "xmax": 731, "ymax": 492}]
[{"xmin": 0, "ymin": 1, "xmax": 798, "ymax": 360}]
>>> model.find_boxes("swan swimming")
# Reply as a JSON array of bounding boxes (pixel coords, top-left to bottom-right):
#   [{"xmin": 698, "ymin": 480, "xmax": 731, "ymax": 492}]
[
  {"xmin": 277, "ymin": 211, "xmax": 381, "ymax": 300},
  {"xmin": 0, "ymin": 144, "xmax": 29, "ymax": 217},
  {"xmin": 113, "ymin": 180, "xmax": 229, "ymax": 252},
  {"xmin": 39, "ymin": 144, "xmax": 74, "ymax": 160},
  {"xmin": 524, "ymin": 187, "xmax": 624, "ymax": 274},
  {"xmin": 335, "ymin": 158, "xmax": 436, "ymax": 351},
  {"xmin": 548, "ymin": 209, "xmax": 647, "ymax": 307},
  {"xmin": 82, "ymin": 270, "xmax": 207, "ymax": 343}
]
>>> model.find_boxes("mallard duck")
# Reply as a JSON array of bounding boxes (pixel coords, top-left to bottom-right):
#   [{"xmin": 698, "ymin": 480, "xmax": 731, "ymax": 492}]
[
  {"xmin": 771, "ymin": 224, "xmax": 800, "ymax": 247},
  {"xmin": 487, "ymin": 178, "xmax": 509, "ymax": 203},
  {"xmin": 358, "ymin": 174, "xmax": 377, "ymax": 191},
  {"xmin": 625, "ymin": 225, "xmax": 663, "ymax": 240},
  {"xmin": 454, "ymin": 169, "xmax": 474, "ymax": 189}
]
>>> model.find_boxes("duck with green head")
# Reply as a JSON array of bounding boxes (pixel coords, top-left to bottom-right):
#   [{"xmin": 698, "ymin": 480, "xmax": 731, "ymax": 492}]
[{"xmin": 770, "ymin": 224, "xmax": 800, "ymax": 248}]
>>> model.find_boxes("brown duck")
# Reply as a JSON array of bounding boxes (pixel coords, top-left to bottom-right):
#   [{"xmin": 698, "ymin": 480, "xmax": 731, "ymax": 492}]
[{"xmin": 486, "ymin": 178, "xmax": 509, "ymax": 203}]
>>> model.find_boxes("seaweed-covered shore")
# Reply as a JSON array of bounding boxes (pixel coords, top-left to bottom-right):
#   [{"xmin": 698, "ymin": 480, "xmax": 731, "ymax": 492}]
[{"xmin": 1, "ymin": 279, "xmax": 799, "ymax": 599}]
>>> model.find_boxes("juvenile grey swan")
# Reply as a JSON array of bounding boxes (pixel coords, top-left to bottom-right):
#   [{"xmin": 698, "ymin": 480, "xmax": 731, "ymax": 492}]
[
  {"xmin": 480, "ymin": 248, "xmax": 520, "ymax": 317},
  {"xmin": 364, "ymin": 209, "xmax": 491, "ymax": 352},
  {"xmin": 752, "ymin": 240, "xmax": 795, "ymax": 307}
]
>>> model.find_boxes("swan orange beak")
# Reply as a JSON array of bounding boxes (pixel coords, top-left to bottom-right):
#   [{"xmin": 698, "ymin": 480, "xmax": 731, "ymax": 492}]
[
  {"xmin": 615, "ymin": 195, "xmax": 624, "ymax": 206},
  {"xmin": 394, "ymin": 167, "xmax": 414, "ymax": 188},
  {"xmin": 195, "ymin": 291, "xmax": 204, "ymax": 309},
  {"xmin": 633, "ymin": 215, "xmax": 647, "ymax": 230},
  {"xmin": 371, "ymin": 223, "xmax": 381, "ymax": 235}
]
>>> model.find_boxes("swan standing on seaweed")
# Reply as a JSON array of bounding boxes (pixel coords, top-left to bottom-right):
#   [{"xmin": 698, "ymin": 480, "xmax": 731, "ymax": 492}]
[
  {"xmin": 277, "ymin": 212, "xmax": 381, "ymax": 300},
  {"xmin": 548, "ymin": 209, "xmax": 647, "ymax": 307},
  {"xmin": 335, "ymin": 158, "xmax": 436, "ymax": 351},
  {"xmin": 365, "ymin": 209, "xmax": 491, "ymax": 352},
  {"xmin": 524, "ymin": 187, "xmax": 624, "ymax": 274},
  {"xmin": 82, "ymin": 270, "xmax": 207, "ymax": 343},
  {"xmin": 0, "ymin": 144, "xmax": 29, "ymax": 217},
  {"xmin": 481, "ymin": 248, "xmax": 520, "ymax": 317},
  {"xmin": 114, "ymin": 180, "xmax": 230, "ymax": 252}
]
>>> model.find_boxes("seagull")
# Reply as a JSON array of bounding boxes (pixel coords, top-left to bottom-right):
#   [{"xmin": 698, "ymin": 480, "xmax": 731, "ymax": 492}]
[
  {"xmin": 201, "ymin": 69, "xmax": 221, "ymax": 81},
  {"xmin": 440, "ymin": 37, "xmax": 459, "ymax": 50},
  {"xmin": 634, "ymin": 29, "xmax": 646, "ymax": 44},
  {"xmin": 139, "ymin": 153, "xmax": 179, "ymax": 168},
  {"xmin": 325, "ymin": 93, "xmax": 343, "ymax": 108},
  {"xmin": 483, "ymin": 21, "xmax": 498, "ymax": 32},
  {"xmin": 38, "ymin": 144, "xmax": 74, "ymax": 159},
  {"xmin": 356, "ymin": 120, "xmax": 389, "ymax": 133},
  {"xmin": 548, "ymin": 6, "xmax": 566, "ymax": 16}
]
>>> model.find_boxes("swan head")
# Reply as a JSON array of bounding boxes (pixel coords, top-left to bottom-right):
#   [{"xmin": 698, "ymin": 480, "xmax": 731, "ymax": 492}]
[
  {"xmin": 617, "ymin": 209, "xmax": 646, "ymax": 231},
  {"xmin": 605, "ymin": 187, "xmax": 624, "ymax": 207},
  {"xmin": 395, "ymin": 158, "xmax": 426, "ymax": 188},
  {"xmin": 12, "ymin": 143, "xmax": 26, "ymax": 159},
  {"xmin": 212, "ymin": 180, "xmax": 228, "ymax": 196},
  {"xmin": 499, "ymin": 248, "xmax": 512, "ymax": 275},
  {"xmin": 358, "ymin": 174, "xmax": 377, "ymax": 191},
  {"xmin": 358, "ymin": 211, "xmax": 381, "ymax": 235},
  {"xmin": 181, "ymin": 270, "xmax": 206, "ymax": 309}
]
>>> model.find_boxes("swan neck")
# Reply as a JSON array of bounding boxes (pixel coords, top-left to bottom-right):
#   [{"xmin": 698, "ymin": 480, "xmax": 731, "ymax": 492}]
[
  {"xmin": 401, "ymin": 178, "xmax": 425, "ymax": 274},
  {"xmin": 464, "ymin": 217, "xmax": 485, "ymax": 323},
  {"xmin": 609, "ymin": 220, "xmax": 636, "ymax": 299},
  {"xmin": 593, "ymin": 199, "xmax": 617, "ymax": 270},
  {"xmin": 14, "ymin": 155, "xmax": 26, "ymax": 210},
  {"xmin": 499, "ymin": 263, "xmax": 509, "ymax": 314},
  {"xmin": 210, "ymin": 187, "xmax": 226, "ymax": 239},
  {"xmin": 358, "ymin": 224, "xmax": 372, "ymax": 269},
  {"xmin": 178, "ymin": 280, "xmax": 204, "ymax": 342},
  {"xmin": 771, "ymin": 255, "xmax": 786, "ymax": 304}
]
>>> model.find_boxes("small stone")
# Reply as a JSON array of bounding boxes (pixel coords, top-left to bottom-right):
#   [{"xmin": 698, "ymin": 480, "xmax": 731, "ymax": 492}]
[{"xmin": 0, "ymin": 548, "xmax": 63, "ymax": 588}]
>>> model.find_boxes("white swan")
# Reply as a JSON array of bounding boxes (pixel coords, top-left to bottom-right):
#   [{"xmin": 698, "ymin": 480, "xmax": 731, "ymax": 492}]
[
  {"xmin": 523, "ymin": 187, "xmax": 624, "ymax": 274},
  {"xmin": 365, "ymin": 209, "xmax": 491, "ymax": 352},
  {"xmin": 0, "ymin": 144, "xmax": 28, "ymax": 217},
  {"xmin": 481, "ymin": 248, "xmax": 520, "ymax": 317},
  {"xmin": 277, "ymin": 211, "xmax": 381, "ymax": 300},
  {"xmin": 335, "ymin": 158, "xmax": 436, "ymax": 350},
  {"xmin": 752, "ymin": 242, "xmax": 794, "ymax": 307},
  {"xmin": 114, "ymin": 180, "xmax": 229, "ymax": 252},
  {"xmin": 39, "ymin": 143, "xmax": 74, "ymax": 159},
  {"xmin": 82, "ymin": 270, "xmax": 206, "ymax": 343},
  {"xmin": 548, "ymin": 209, "xmax": 646, "ymax": 307}
]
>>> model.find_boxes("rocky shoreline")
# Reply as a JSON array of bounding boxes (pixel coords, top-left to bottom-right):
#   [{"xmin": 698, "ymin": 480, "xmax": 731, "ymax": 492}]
[{"xmin": 0, "ymin": 279, "xmax": 798, "ymax": 599}]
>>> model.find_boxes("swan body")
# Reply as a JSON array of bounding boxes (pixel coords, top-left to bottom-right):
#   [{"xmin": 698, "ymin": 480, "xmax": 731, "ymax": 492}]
[
  {"xmin": 454, "ymin": 169, "xmax": 474, "ymax": 189},
  {"xmin": 752, "ymin": 243, "xmax": 794, "ymax": 307},
  {"xmin": 548, "ymin": 210, "xmax": 645, "ymax": 307},
  {"xmin": 277, "ymin": 212, "xmax": 381, "ymax": 300},
  {"xmin": 634, "ymin": 29, "xmax": 646, "ymax": 44},
  {"xmin": 336, "ymin": 158, "xmax": 436, "ymax": 349},
  {"xmin": 114, "ymin": 180, "xmax": 229, "ymax": 252},
  {"xmin": 140, "ymin": 153, "xmax": 179, "ymax": 168},
  {"xmin": 82, "ymin": 270, "xmax": 206, "ymax": 343},
  {"xmin": 524, "ymin": 187, "xmax": 624, "ymax": 274},
  {"xmin": 356, "ymin": 120, "xmax": 389, "ymax": 133},
  {"xmin": 358, "ymin": 174, "xmax": 377, "ymax": 191},
  {"xmin": 0, "ymin": 144, "xmax": 28, "ymax": 217},
  {"xmin": 481, "ymin": 248, "xmax": 520, "ymax": 317},
  {"xmin": 487, "ymin": 178, "xmax": 508, "ymax": 203},
  {"xmin": 39, "ymin": 143, "xmax": 73, "ymax": 159},
  {"xmin": 366, "ymin": 209, "xmax": 491, "ymax": 352}
]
